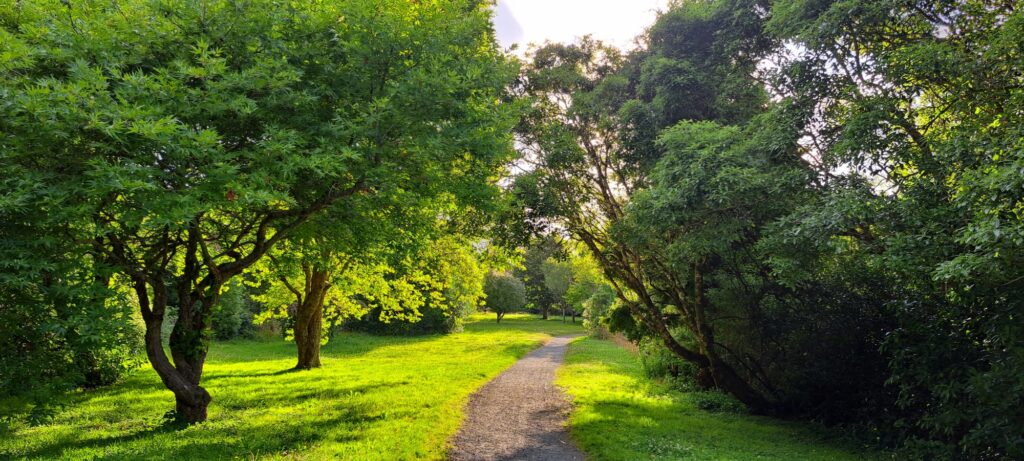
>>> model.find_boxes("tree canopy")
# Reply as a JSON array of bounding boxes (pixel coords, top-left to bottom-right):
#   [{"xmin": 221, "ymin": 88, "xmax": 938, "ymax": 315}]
[
  {"xmin": 0, "ymin": 0, "xmax": 515, "ymax": 423},
  {"xmin": 507, "ymin": 0, "xmax": 1024, "ymax": 457},
  {"xmin": 483, "ymin": 272, "xmax": 526, "ymax": 323}
]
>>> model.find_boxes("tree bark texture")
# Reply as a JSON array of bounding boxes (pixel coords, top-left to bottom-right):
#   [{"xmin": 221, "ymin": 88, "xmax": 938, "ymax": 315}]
[{"xmin": 293, "ymin": 267, "xmax": 330, "ymax": 370}]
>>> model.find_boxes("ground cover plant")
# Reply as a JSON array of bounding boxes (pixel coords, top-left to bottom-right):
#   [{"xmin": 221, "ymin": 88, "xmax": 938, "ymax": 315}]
[{"xmin": 0, "ymin": 314, "xmax": 581, "ymax": 460}]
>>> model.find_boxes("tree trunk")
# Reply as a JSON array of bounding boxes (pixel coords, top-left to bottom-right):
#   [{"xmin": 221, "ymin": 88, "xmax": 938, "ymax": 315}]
[
  {"xmin": 542, "ymin": 304, "xmax": 548, "ymax": 320},
  {"xmin": 496, "ymin": 311, "xmax": 504, "ymax": 323},
  {"xmin": 690, "ymin": 265, "xmax": 771, "ymax": 413},
  {"xmin": 294, "ymin": 268, "xmax": 330, "ymax": 370},
  {"xmin": 135, "ymin": 276, "xmax": 216, "ymax": 424},
  {"xmin": 174, "ymin": 386, "xmax": 212, "ymax": 423}
]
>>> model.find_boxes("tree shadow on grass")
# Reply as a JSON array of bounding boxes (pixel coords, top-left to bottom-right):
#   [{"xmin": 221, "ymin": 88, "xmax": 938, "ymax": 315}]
[
  {"xmin": 7, "ymin": 392, "xmax": 383, "ymax": 460},
  {"xmin": 571, "ymin": 391, "xmax": 876, "ymax": 461}
]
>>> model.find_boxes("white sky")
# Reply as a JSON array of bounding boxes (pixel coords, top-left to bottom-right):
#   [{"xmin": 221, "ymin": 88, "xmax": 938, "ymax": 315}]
[{"xmin": 494, "ymin": 0, "xmax": 670, "ymax": 52}]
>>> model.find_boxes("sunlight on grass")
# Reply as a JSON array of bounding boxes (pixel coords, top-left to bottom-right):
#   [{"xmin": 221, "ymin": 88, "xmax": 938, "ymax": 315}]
[
  {"xmin": 556, "ymin": 337, "xmax": 884, "ymax": 461},
  {"xmin": 0, "ymin": 314, "xmax": 582, "ymax": 460}
]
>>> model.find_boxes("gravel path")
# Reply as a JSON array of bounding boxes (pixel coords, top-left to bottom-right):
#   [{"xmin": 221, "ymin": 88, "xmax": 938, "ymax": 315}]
[{"xmin": 450, "ymin": 335, "xmax": 586, "ymax": 461}]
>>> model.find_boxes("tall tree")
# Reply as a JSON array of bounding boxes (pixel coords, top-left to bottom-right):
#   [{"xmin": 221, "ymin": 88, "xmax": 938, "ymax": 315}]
[
  {"xmin": 512, "ymin": 0, "xmax": 780, "ymax": 409},
  {"xmin": 0, "ymin": 0, "xmax": 514, "ymax": 422},
  {"xmin": 767, "ymin": 0, "xmax": 1024, "ymax": 456},
  {"xmin": 514, "ymin": 236, "xmax": 563, "ymax": 319},
  {"xmin": 540, "ymin": 258, "xmax": 573, "ymax": 322}
]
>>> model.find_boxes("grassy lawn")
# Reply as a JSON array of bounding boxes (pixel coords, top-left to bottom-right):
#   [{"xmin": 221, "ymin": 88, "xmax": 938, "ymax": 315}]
[
  {"xmin": 557, "ymin": 337, "xmax": 884, "ymax": 461},
  {"xmin": 0, "ymin": 313, "xmax": 582, "ymax": 460}
]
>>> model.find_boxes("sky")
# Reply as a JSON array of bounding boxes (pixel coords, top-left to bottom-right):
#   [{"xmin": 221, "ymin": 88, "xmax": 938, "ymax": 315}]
[{"xmin": 493, "ymin": 0, "xmax": 670, "ymax": 52}]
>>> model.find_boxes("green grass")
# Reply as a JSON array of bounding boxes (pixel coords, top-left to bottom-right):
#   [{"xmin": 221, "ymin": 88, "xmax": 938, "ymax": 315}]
[
  {"xmin": 0, "ymin": 313, "xmax": 582, "ymax": 460},
  {"xmin": 556, "ymin": 337, "xmax": 884, "ymax": 461}
]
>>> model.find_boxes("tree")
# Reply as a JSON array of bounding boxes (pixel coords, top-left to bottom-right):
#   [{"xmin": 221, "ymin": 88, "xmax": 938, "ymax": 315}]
[
  {"xmin": 211, "ymin": 280, "xmax": 248, "ymax": 341},
  {"xmin": 514, "ymin": 236, "xmax": 563, "ymax": 319},
  {"xmin": 483, "ymin": 273, "xmax": 526, "ymax": 323},
  {"xmin": 540, "ymin": 258, "xmax": 573, "ymax": 322},
  {"xmin": 765, "ymin": 0, "xmax": 1024, "ymax": 455},
  {"xmin": 0, "ymin": 0, "xmax": 514, "ymax": 423},
  {"xmin": 563, "ymin": 252, "xmax": 614, "ymax": 329},
  {"xmin": 254, "ymin": 189, "xmax": 434, "ymax": 368},
  {"xmin": 513, "ymin": 0, "xmax": 890, "ymax": 419},
  {"xmin": 345, "ymin": 235, "xmax": 488, "ymax": 335},
  {"xmin": 512, "ymin": 4, "xmax": 780, "ymax": 409},
  {"xmin": 256, "ymin": 243, "xmax": 361, "ymax": 370}
]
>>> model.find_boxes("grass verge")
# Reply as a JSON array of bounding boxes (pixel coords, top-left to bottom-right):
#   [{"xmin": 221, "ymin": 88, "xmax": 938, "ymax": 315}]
[
  {"xmin": 0, "ymin": 313, "xmax": 581, "ymax": 460},
  {"xmin": 556, "ymin": 337, "xmax": 884, "ymax": 461}
]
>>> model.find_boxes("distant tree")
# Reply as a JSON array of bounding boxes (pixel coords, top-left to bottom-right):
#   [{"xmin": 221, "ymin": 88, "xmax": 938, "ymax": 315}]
[
  {"xmin": 483, "ymin": 273, "xmax": 526, "ymax": 323},
  {"xmin": 540, "ymin": 258, "xmax": 573, "ymax": 322},
  {"xmin": 564, "ymin": 253, "xmax": 613, "ymax": 328},
  {"xmin": 514, "ymin": 236, "xmax": 563, "ymax": 319},
  {"xmin": 211, "ymin": 280, "xmax": 248, "ymax": 341}
]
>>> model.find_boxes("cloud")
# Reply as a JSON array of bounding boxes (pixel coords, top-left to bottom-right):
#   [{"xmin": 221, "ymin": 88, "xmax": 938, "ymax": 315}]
[
  {"xmin": 494, "ymin": 1, "xmax": 524, "ymax": 48},
  {"xmin": 493, "ymin": 0, "xmax": 667, "ymax": 52}
]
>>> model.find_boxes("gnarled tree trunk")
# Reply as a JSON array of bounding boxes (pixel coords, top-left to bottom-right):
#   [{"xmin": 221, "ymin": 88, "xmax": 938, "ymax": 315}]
[
  {"xmin": 134, "ymin": 275, "xmax": 218, "ymax": 424},
  {"xmin": 293, "ymin": 266, "xmax": 330, "ymax": 370}
]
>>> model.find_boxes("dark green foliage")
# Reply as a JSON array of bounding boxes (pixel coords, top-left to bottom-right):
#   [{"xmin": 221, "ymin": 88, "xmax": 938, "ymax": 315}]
[
  {"xmin": 211, "ymin": 281, "xmax": 253, "ymax": 341},
  {"xmin": 0, "ymin": 221, "xmax": 141, "ymax": 399},
  {"xmin": 513, "ymin": 237, "xmax": 563, "ymax": 317},
  {"xmin": 688, "ymin": 391, "xmax": 747, "ymax": 414},
  {"xmin": 511, "ymin": 0, "xmax": 1023, "ymax": 457},
  {"xmin": 347, "ymin": 301, "xmax": 458, "ymax": 336},
  {"xmin": 764, "ymin": 0, "xmax": 1024, "ymax": 456},
  {"xmin": 0, "ymin": 289, "xmax": 139, "ymax": 399},
  {"xmin": 638, "ymin": 337, "xmax": 699, "ymax": 390}
]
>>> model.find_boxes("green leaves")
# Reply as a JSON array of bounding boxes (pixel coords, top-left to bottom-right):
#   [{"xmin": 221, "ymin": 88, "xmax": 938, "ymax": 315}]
[
  {"xmin": 483, "ymin": 272, "xmax": 526, "ymax": 315},
  {"xmin": 0, "ymin": 0, "xmax": 517, "ymax": 415}
]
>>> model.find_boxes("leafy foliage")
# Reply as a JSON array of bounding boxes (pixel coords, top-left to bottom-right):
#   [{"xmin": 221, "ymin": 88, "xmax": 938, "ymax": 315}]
[
  {"xmin": 211, "ymin": 280, "xmax": 253, "ymax": 341},
  {"xmin": 510, "ymin": 0, "xmax": 1024, "ymax": 457},
  {"xmin": 0, "ymin": 0, "xmax": 515, "ymax": 421},
  {"xmin": 483, "ymin": 272, "xmax": 527, "ymax": 323},
  {"xmin": 346, "ymin": 236, "xmax": 487, "ymax": 335},
  {"xmin": 513, "ymin": 236, "xmax": 563, "ymax": 317}
]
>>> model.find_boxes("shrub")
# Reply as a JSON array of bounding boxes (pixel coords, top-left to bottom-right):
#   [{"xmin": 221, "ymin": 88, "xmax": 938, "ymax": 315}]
[
  {"xmin": 638, "ymin": 337, "xmax": 699, "ymax": 391},
  {"xmin": 483, "ymin": 272, "xmax": 527, "ymax": 323},
  {"xmin": 689, "ymin": 391, "xmax": 747, "ymax": 414},
  {"xmin": 0, "ymin": 278, "xmax": 142, "ymax": 401}
]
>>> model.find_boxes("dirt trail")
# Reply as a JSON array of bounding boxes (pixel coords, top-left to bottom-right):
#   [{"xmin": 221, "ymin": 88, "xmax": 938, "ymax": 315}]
[{"xmin": 449, "ymin": 335, "xmax": 586, "ymax": 461}]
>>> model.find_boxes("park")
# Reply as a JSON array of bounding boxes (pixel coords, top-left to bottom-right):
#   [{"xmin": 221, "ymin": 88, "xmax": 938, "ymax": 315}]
[{"xmin": 1, "ymin": 0, "xmax": 1021, "ymax": 460}]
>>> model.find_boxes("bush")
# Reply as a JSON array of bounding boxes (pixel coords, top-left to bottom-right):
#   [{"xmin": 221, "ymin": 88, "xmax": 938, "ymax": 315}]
[
  {"xmin": 638, "ymin": 337, "xmax": 699, "ymax": 391},
  {"xmin": 0, "ymin": 278, "xmax": 142, "ymax": 401},
  {"xmin": 347, "ymin": 299, "xmax": 468, "ymax": 336},
  {"xmin": 689, "ymin": 391, "xmax": 747, "ymax": 414}
]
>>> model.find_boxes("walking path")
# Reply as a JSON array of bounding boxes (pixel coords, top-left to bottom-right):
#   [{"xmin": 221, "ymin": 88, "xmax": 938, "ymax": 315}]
[{"xmin": 450, "ymin": 335, "xmax": 586, "ymax": 461}]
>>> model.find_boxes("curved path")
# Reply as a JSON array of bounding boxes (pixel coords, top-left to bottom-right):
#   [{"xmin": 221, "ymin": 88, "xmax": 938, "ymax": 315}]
[{"xmin": 450, "ymin": 335, "xmax": 586, "ymax": 461}]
